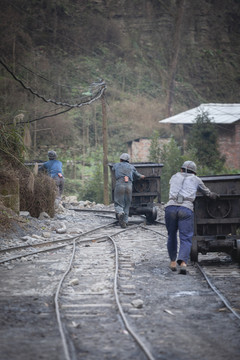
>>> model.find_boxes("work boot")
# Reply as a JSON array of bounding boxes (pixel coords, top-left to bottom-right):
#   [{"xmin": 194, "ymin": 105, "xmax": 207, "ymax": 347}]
[
  {"xmin": 118, "ymin": 213, "xmax": 125, "ymax": 228},
  {"xmin": 179, "ymin": 262, "xmax": 187, "ymax": 275},
  {"xmin": 170, "ymin": 261, "xmax": 177, "ymax": 271}
]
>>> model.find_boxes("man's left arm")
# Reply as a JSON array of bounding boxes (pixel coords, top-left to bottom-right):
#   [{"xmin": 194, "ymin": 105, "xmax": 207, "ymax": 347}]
[{"xmin": 198, "ymin": 179, "xmax": 219, "ymax": 199}]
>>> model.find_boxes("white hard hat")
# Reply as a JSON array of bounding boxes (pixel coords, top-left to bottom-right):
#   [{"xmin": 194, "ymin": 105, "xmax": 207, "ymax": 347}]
[
  {"xmin": 120, "ymin": 153, "xmax": 130, "ymax": 161},
  {"xmin": 181, "ymin": 160, "xmax": 197, "ymax": 174}
]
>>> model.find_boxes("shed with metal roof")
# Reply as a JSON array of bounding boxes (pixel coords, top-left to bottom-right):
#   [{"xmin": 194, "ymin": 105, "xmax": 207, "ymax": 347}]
[{"xmin": 159, "ymin": 104, "xmax": 240, "ymax": 169}]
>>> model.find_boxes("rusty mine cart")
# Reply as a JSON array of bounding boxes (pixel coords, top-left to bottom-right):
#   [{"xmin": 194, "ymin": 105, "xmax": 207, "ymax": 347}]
[
  {"xmin": 109, "ymin": 162, "xmax": 164, "ymax": 223},
  {"xmin": 191, "ymin": 174, "xmax": 240, "ymax": 263}
]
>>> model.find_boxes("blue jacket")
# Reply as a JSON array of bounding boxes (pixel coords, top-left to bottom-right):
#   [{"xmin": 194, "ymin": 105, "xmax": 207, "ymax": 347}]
[{"xmin": 41, "ymin": 160, "xmax": 63, "ymax": 178}]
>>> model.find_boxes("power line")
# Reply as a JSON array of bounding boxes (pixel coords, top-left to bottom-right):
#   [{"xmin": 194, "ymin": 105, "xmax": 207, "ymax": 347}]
[
  {"xmin": 16, "ymin": 61, "xmax": 77, "ymax": 90},
  {"xmin": 0, "ymin": 58, "xmax": 106, "ymax": 110},
  {"xmin": 9, "ymin": 107, "xmax": 73, "ymax": 126}
]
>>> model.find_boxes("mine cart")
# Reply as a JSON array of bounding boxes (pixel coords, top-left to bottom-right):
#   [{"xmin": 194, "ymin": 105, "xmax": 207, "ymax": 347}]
[
  {"xmin": 108, "ymin": 162, "xmax": 163, "ymax": 223},
  {"xmin": 191, "ymin": 174, "xmax": 240, "ymax": 263}
]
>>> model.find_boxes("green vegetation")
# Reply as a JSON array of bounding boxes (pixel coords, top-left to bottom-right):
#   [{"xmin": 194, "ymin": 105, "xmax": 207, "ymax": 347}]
[
  {"xmin": 149, "ymin": 130, "xmax": 162, "ymax": 164},
  {"xmin": 158, "ymin": 138, "xmax": 184, "ymax": 203},
  {"xmin": 149, "ymin": 112, "xmax": 238, "ymax": 203},
  {"xmin": 58, "ymin": 146, "xmax": 120, "ymax": 203},
  {"xmin": 0, "ymin": 124, "xmax": 25, "ymax": 166},
  {"xmin": 1, "ymin": 1, "xmax": 240, "ymax": 205},
  {"xmin": 186, "ymin": 111, "xmax": 226, "ymax": 175}
]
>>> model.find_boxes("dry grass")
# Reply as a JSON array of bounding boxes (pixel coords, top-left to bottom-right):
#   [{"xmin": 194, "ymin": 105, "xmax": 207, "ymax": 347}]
[
  {"xmin": 0, "ymin": 165, "xmax": 56, "ymax": 226},
  {"xmin": 19, "ymin": 171, "xmax": 56, "ymax": 218},
  {"xmin": 110, "ymin": 95, "xmax": 166, "ymax": 141}
]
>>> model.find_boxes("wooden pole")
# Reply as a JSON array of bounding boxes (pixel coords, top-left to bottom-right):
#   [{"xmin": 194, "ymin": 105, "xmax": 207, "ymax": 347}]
[{"xmin": 101, "ymin": 90, "xmax": 109, "ymax": 205}]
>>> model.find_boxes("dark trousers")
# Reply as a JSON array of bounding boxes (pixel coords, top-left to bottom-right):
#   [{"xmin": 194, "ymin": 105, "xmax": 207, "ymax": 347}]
[
  {"xmin": 54, "ymin": 176, "xmax": 64, "ymax": 198},
  {"xmin": 114, "ymin": 180, "xmax": 132, "ymax": 223},
  {"xmin": 165, "ymin": 205, "xmax": 194, "ymax": 264}
]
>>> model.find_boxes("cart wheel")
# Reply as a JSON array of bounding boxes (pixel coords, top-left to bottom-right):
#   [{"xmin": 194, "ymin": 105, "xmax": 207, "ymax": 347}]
[
  {"xmin": 190, "ymin": 238, "xmax": 198, "ymax": 262},
  {"xmin": 146, "ymin": 207, "xmax": 157, "ymax": 223},
  {"xmin": 207, "ymin": 199, "xmax": 231, "ymax": 218}
]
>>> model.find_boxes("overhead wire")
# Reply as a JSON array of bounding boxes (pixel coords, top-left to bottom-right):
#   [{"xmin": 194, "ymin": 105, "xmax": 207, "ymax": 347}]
[
  {"xmin": 4, "ymin": 0, "xmax": 237, "ymax": 128},
  {"xmin": 0, "ymin": 0, "xmax": 112, "ymax": 126},
  {"xmin": 11, "ymin": 107, "xmax": 73, "ymax": 125},
  {"xmin": 2, "ymin": 0, "xmax": 198, "ymax": 108},
  {"xmin": 0, "ymin": 58, "xmax": 106, "ymax": 125},
  {"xmin": 15, "ymin": 61, "xmax": 77, "ymax": 90},
  {"xmin": 0, "ymin": 59, "xmax": 106, "ymax": 108}
]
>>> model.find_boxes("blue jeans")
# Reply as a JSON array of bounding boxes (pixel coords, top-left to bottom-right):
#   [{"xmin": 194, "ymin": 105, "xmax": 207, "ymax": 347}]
[{"xmin": 165, "ymin": 205, "xmax": 194, "ymax": 264}]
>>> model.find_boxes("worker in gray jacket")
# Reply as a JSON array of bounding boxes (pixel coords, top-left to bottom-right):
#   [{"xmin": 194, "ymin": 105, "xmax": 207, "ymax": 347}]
[
  {"xmin": 165, "ymin": 161, "xmax": 218, "ymax": 274},
  {"xmin": 112, "ymin": 153, "xmax": 145, "ymax": 228}
]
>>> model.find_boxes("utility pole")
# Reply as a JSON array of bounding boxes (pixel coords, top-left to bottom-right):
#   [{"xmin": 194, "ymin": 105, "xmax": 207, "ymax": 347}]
[{"xmin": 101, "ymin": 88, "xmax": 109, "ymax": 205}]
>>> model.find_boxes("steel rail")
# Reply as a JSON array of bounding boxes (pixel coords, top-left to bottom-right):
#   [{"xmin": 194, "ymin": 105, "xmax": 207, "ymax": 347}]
[
  {"xmin": 54, "ymin": 226, "xmax": 136, "ymax": 360},
  {"xmin": 154, "ymin": 220, "xmax": 166, "ymax": 226},
  {"xmin": 108, "ymin": 234, "xmax": 156, "ymax": 360},
  {"xmin": 0, "ymin": 222, "xmax": 117, "ymax": 264},
  {"xmin": 140, "ymin": 225, "xmax": 168, "ymax": 238},
  {"xmin": 196, "ymin": 263, "xmax": 240, "ymax": 321},
  {"xmin": 55, "ymin": 224, "xmax": 157, "ymax": 360},
  {"xmin": 54, "ymin": 239, "xmax": 76, "ymax": 360},
  {"xmin": 0, "ymin": 221, "xmax": 117, "ymax": 254},
  {"xmin": 69, "ymin": 208, "xmax": 116, "ymax": 214}
]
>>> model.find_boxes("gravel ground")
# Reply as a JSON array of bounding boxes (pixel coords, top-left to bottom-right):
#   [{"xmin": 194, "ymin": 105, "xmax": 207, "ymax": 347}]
[{"xmin": 0, "ymin": 199, "xmax": 240, "ymax": 360}]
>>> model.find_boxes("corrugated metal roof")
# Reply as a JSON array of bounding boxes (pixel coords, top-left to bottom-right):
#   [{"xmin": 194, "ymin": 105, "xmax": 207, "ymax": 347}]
[{"xmin": 159, "ymin": 103, "xmax": 240, "ymax": 124}]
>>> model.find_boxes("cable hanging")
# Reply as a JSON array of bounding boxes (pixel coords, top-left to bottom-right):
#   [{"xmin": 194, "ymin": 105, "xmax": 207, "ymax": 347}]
[{"xmin": 0, "ymin": 59, "xmax": 106, "ymax": 109}]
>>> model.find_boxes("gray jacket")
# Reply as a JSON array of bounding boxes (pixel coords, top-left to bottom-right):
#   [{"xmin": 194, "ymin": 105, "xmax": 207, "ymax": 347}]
[
  {"xmin": 112, "ymin": 162, "xmax": 142, "ymax": 182},
  {"xmin": 165, "ymin": 172, "xmax": 212, "ymax": 211}
]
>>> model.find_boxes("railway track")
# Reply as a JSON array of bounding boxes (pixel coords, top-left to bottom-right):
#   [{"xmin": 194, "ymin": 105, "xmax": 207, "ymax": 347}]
[
  {"xmin": 0, "ymin": 210, "xmax": 240, "ymax": 360},
  {"xmin": 0, "ymin": 222, "xmax": 117, "ymax": 264},
  {"xmin": 195, "ymin": 254, "xmax": 240, "ymax": 321},
  {"xmin": 54, "ymin": 224, "xmax": 157, "ymax": 360}
]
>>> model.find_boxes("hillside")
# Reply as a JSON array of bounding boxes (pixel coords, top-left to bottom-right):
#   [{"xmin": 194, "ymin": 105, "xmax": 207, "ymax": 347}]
[{"xmin": 1, "ymin": 0, "xmax": 240, "ymax": 155}]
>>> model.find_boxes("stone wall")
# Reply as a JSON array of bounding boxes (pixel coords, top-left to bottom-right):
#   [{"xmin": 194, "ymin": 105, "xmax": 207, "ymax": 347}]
[
  {"xmin": 128, "ymin": 138, "xmax": 170, "ymax": 162},
  {"xmin": 128, "ymin": 138, "xmax": 151, "ymax": 162}
]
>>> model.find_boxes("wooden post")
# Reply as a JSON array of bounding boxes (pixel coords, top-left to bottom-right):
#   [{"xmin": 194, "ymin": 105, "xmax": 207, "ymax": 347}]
[{"xmin": 101, "ymin": 90, "xmax": 109, "ymax": 205}]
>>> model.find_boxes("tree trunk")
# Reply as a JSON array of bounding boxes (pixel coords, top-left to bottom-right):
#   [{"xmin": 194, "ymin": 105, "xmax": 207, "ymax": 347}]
[{"xmin": 165, "ymin": 0, "xmax": 185, "ymax": 117}]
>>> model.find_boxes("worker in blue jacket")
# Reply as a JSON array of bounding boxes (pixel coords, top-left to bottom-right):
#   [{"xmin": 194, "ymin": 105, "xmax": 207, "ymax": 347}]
[
  {"xmin": 39, "ymin": 150, "xmax": 64, "ymax": 198},
  {"xmin": 112, "ymin": 153, "xmax": 145, "ymax": 228}
]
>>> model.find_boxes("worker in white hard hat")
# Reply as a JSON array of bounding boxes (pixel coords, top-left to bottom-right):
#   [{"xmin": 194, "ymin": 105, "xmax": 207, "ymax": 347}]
[
  {"xmin": 165, "ymin": 160, "xmax": 219, "ymax": 274},
  {"xmin": 39, "ymin": 150, "xmax": 64, "ymax": 198},
  {"xmin": 112, "ymin": 153, "xmax": 145, "ymax": 228}
]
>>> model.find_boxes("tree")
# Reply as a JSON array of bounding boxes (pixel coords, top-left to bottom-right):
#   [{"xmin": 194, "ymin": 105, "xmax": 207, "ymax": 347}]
[
  {"xmin": 149, "ymin": 130, "xmax": 161, "ymax": 163},
  {"xmin": 160, "ymin": 137, "xmax": 183, "ymax": 202},
  {"xmin": 165, "ymin": 0, "xmax": 186, "ymax": 117},
  {"xmin": 186, "ymin": 111, "xmax": 225, "ymax": 174}
]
